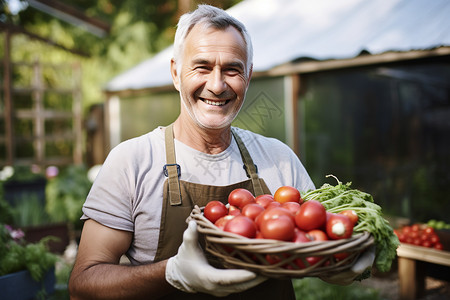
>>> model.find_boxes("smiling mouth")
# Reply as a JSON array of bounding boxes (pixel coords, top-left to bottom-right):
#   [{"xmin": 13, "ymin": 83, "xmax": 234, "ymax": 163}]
[{"xmin": 201, "ymin": 98, "xmax": 230, "ymax": 106}]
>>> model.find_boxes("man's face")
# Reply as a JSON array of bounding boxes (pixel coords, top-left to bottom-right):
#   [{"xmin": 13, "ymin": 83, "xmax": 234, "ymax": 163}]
[{"xmin": 171, "ymin": 24, "xmax": 252, "ymax": 130}]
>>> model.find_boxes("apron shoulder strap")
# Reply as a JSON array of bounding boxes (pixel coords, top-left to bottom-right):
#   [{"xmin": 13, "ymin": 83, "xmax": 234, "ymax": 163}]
[
  {"xmin": 231, "ymin": 127, "xmax": 265, "ymax": 196},
  {"xmin": 164, "ymin": 124, "xmax": 182, "ymax": 205}
]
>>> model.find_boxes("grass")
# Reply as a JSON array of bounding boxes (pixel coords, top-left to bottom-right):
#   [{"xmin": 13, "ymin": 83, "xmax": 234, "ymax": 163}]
[{"xmin": 293, "ymin": 277, "xmax": 382, "ymax": 300}]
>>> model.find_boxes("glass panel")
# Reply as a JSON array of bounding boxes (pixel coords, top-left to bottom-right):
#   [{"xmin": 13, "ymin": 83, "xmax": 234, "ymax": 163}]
[
  {"xmin": 120, "ymin": 92, "xmax": 180, "ymax": 141},
  {"xmin": 234, "ymin": 76, "xmax": 286, "ymax": 142},
  {"xmin": 300, "ymin": 58, "xmax": 450, "ymax": 223}
]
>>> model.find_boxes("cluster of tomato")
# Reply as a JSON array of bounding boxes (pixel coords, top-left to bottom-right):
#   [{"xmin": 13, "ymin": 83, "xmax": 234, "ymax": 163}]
[
  {"xmin": 203, "ymin": 186, "xmax": 358, "ymax": 266},
  {"xmin": 394, "ymin": 223, "xmax": 444, "ymax": 250}
]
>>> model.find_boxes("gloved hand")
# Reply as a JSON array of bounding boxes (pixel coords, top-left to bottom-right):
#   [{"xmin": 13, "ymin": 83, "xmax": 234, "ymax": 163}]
[
  {"xmin": 320, "ymin": 245, "xmax": 376, "ymax": 285},
  {"xmin": 165, "ymin": 220, "xmax": 267, "ymax": 297}
]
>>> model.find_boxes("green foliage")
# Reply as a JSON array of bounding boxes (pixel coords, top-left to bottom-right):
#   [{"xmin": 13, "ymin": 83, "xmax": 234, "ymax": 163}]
[
  {"xmin": 3, "ymin": 165, "xmax": 45, "ymax": 183},
  {"xmin": 46, "ymin": 165, "xmax": 92, "ymax": 226},
  {"xmin": 0, "ymin": 224, "xmax": 58, "ymax": 281},
  {"xmin": 11, "ymin": 193, "xmax": 50, "ymax": 227},
  {"xmin": 1, "ymin": 0, "xmax": 244, "ymax": 110},
  {"xmin": 0, "ymin": 197, "xmax": 14, "ymax": 224},
  {"xmin": 293, "ymin": 277, "xmax": 381, "ymax": 300},
  {"xmin": 302, "ymin": 176, "xmax": 400, "ymax": 273}
]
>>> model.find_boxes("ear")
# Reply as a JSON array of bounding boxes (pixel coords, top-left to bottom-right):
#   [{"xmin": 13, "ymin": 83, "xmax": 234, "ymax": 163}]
[{"xmin": 170, "ymin": 59, "xmax": 180, "ymax": 91}]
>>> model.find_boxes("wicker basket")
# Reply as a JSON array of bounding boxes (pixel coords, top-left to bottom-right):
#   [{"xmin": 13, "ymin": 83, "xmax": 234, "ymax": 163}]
[{"xmin": 189, "ymin": 205, "xmax": 374, "ymax": 278}]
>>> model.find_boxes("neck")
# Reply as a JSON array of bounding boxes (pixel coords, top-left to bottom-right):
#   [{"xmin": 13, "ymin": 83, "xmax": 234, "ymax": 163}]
[{"xmin": 172, "ymin": 118, "xmax": 232, "ymax": 155}]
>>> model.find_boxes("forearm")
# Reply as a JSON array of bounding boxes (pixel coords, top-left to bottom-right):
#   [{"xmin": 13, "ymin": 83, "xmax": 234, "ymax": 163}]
[{"xmin": 69, "ymin": 259, "xmax": 175, "ymax": 300}]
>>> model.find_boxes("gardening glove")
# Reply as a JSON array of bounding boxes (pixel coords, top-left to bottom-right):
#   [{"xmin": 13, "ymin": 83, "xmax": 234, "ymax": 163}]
[
  {"xmin": 319, "ymin": 245, "xmax": 376, "ymax": 285},
  {"xmin": 166, "ymin": 220, "xmax": 267, "ymax": 297}
]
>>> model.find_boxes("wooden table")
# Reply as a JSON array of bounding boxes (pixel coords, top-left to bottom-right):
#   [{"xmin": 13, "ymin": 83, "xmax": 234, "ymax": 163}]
[{"xmin": 396, "ymin": 243, "xmax": 450, "ymax": 300}]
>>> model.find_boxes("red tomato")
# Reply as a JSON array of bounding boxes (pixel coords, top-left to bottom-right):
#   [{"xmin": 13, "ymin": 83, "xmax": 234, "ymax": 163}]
[
  {"xmin": 256, "ymin": 207, "xmax": 295, "ymax": 229},
  {"xmin": 260, "ymin": 215, "xmax": 295, "ymax": 241},
  {"xmin": 281, "ymin": 201, "xmax": 301, "ymax": 216},
  {"xmin": 214, "ymin": 215, "xmax": 235, "ymax": 230},
  {"xmin": 295, "ymin": 200, "xmax": 327, "ymax": 231},
  {"xmin": 424, "ymin": 226, "xmax": 435, "ymax": 235},
  {"xmin": 255, "ymin": 231, "xmax": 264, "ymax": 239},
  {"xmin": 228, "ymin": 205, "xmax": 241, "ymax": 216},
  {"xmin": 326, "ymin": 214, "xmax": 353, "ymax": 239},
  {"xmin": 223, "ymin": 215, "xmax": 257, "ymax": 238},
  {"xmin": 294, "ymin": 256, "xmax": 323, "ymax": 269},
  {"xmin": 434, "ymin": 242, "xmax": 444, "ymax": 250},
  {"xmin": 326, "ymin": 211, "xmax": 333, "ymax": 222},
  {"xmin": 402, "ymin": 226, "xmax": 412, "ymax": 235},
  {"xmin": 339, "ymin": 210, "xmax": 358, "ymax": 226},
  {"xmin": 292, "ymin": 228, "xmax": 311, "ymax": 243},
  {"xmin": 307, "ymin": 229, "xmax": 328, "ymax": 241},
  {"xmin": 420, "ymin": 233, "xmax": 429, "ymax": 242},
  {"xmin": 274, "ymin": 186, "xmax": 301, "ymax": 204},
  {"xmin": 410, "ymin": 231, "xmax": 419, "ymax": 239},
  {"xmin": 266, "ymin": 201, "xmax": 281, "ymax": 210},
  {"xmin": 411, "ymin": 224, "xmax": 420, "ymax": 232},
  {"xmin": 265, "ymin": 254, "xmax": 283, "ymax": 265},
  {"xmin": 421, "ymin": 240, "xmax": 432, "ymax": 248},
  {"xmin": 397, "ymin": 232, "xmax": 407, "ymax": 243},
  {"xmin": 204, "ymin": 201, "xmax": 228, "ymax": 223},
  {"xmin": 334, "ymin": 252, "xmax": 349, "ymax": 260},
  {"xmin": 255, "ymin": 194, "xmax": 275, "ymax": 208},
  {"xmin": 430, "ymin": 234, "xmax": 440, "ymax": 245},
  {"xmin": 242, "ymin": 203, "xmax": 265, "ymax": 221},
  {"xmin": 228, "ymin": 188, "xmax": 255, "ymax": 209}
]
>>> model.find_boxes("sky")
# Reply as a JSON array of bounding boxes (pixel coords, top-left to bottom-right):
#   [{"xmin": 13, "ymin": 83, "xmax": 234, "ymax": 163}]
[{"xmin": 5, "ymin": 0, "xmax": 28, "ymax": 15}]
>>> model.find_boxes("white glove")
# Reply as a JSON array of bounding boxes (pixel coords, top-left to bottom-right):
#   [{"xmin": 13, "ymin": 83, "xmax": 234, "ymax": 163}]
[
  {"xmin": 320, "ymin": 245, "xmax": 376, "ymax": 285},
  {"xmin": 165, "ymin": 220, "xmax": 267, "ymax": 297}
]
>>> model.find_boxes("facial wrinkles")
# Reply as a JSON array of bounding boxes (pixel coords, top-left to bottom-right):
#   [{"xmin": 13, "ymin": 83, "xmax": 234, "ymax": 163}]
[{"xmin": 178, "ymin": 26, "xmax": 249, "ymax": 129}]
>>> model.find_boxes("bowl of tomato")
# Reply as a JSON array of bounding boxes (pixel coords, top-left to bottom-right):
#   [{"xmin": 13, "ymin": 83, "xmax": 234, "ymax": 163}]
[{"xmin": 189, "ymin": 186, "xmax": 374, "ymax": 278}]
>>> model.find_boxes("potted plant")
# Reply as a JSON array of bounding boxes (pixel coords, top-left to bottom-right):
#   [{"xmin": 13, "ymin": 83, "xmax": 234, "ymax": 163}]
[
  {"xmin": 2, "ymin": 165, "xmax": 47, "ymax": 208},
  {"xmin": 0, "ymin": 223, "xmax": 58, "ymax": 300},
  {"xmin": 45, "ymin": 165, "xmax": 93, "ymax": 242},
  {"xmin": 0, "ymin": 166, "xmax": 70, "ymax": 254}
]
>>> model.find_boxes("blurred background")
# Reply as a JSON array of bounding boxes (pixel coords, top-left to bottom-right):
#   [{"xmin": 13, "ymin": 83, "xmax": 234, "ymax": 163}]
[{"xmin": 0, "ymin": 0, "xmax": 449, "ymax": 299}]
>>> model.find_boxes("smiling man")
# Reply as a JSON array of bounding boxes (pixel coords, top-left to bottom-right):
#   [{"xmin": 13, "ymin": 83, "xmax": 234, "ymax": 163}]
[
  {"xmin": 68, "ymin": 5, "xmax": 372, "ymax": 300},
  {"xmin": 172, "ymin": 24, "xmax": 249, "ymax": 133}
]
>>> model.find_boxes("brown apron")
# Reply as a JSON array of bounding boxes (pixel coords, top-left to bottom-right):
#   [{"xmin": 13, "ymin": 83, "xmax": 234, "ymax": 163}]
[{"xmin": 154, "ymin": 124, "xmax": 295, "ymax": 300}]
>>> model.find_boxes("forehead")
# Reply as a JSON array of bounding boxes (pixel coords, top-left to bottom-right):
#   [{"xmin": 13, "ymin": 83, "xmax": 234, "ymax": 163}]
[{"xmin": 183, "ymin": 24, "xmax": 248, "ymax": 63}]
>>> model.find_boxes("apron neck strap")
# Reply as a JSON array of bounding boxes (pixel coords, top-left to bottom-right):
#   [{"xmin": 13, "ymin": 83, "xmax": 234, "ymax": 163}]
[
  {"xmin": 231, "ymin": 128, "xmax": 264, "ymax": 196},
  {"xmin": 164, "ymin": 124, "xmax": 182, "ymax": 205}
]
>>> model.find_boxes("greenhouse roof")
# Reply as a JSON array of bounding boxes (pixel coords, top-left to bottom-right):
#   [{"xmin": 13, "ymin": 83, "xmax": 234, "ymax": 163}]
[{"xmin": 105, "ymin": 0, "xmax": 450, "ymax": 92}]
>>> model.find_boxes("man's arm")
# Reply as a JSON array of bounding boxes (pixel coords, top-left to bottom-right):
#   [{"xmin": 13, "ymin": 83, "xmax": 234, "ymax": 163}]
[{"xmin": 68, "ymin": 219, "xmax": 175, "ymax": 300}]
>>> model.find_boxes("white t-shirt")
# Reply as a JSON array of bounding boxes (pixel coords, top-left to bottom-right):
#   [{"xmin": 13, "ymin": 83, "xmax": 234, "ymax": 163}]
[{"xmin": 82, "ymin": 126, "xmax": 315, "ymax": 264}]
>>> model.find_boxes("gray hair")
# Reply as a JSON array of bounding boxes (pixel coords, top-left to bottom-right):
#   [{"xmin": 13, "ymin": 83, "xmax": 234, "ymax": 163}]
[{"xmin": 173, "ymin": 4, "xmax": 253, "ymax": 76}]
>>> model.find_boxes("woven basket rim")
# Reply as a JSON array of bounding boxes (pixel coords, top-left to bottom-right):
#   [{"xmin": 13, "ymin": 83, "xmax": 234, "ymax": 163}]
[{"xmin": 188, "ymin": 205, "xmax": 374, "ymax": 278}]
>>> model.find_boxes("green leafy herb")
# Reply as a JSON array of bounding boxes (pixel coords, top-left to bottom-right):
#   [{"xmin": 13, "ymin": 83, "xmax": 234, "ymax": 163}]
[
  {"xmin": 302, "ymin": 175, "xmax": 400, "ymax": 273},
  {"xmin": 0, "ymin": 225, "xmax": 58, "ymax": 281}
]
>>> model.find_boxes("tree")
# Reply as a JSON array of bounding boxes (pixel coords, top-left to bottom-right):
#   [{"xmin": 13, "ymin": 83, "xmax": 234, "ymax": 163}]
[{"xmin": 1, "ymin": 0, "xmax": 242, "ymax": 108}]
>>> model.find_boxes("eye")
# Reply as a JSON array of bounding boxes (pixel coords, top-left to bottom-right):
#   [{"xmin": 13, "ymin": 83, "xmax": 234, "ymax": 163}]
[
  {"xmin": 194, "ymin": 65, "xmax": 211, "ymax": 73},
  {"xmin": 224, "ymin": 68, "xmax": 241, "ymax": 76}
]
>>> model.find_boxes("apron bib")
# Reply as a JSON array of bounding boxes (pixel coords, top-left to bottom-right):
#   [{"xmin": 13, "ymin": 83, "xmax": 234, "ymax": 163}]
[{"xmin": 154, "ymin": 124, "xmax": 295, "ymax": 300}]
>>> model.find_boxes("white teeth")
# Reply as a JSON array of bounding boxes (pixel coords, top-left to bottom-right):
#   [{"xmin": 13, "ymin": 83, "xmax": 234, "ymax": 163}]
[{"xmin": 204, "ymin": 99, "xmax": 227, "ymax": 106}]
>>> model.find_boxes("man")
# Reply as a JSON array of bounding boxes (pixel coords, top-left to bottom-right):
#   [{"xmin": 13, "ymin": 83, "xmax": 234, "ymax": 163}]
[{"xmin": 69, "ymin": 5, "xmax": 373, "ymax": 299}]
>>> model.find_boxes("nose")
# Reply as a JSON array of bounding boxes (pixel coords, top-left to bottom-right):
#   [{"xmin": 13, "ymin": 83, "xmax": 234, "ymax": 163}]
[{"xmin": 206, "ymin": 67, "xmax": 227, "ymax": 95}]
